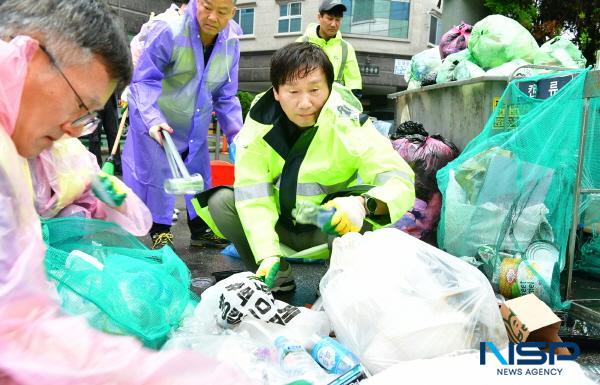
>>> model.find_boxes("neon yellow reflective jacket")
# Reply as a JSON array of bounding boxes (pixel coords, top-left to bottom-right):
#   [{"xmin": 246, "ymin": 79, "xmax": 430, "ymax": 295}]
[
  {"xmin": 297, "ymin": 23, "xmax": 362, "ymax": 90},
  {"xmin": 234, "ymin": 84, "xmax": 414, "ymax": 262}
]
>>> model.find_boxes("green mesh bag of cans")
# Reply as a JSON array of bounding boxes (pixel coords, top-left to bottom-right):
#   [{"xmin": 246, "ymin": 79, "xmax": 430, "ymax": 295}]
[
  {"xmin": 42, "ymin": 217, "xmax": 197, "ymax": 348},
  {"xmin": 577, "ymin": 97, "xmax": 600, "ymax": 276},
  {"xmin": 437, "ymin": 68, "xmax": 591, "ymax": 309}
]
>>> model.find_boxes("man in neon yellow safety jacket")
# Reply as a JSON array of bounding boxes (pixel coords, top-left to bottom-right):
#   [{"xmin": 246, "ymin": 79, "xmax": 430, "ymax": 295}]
[
  {"xmin": 194, "ymin": 42, "xmax": 414, "ymax": 292},
  {"xmin": 297, "ymin": 0, "xmax": 362, "ymax": 99}
]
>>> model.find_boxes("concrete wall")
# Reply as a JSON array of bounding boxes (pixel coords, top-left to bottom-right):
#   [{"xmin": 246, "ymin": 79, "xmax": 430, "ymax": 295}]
[
  {"xmin": 390, "ymin": 77, "xmax": 508, "ymax": 150},
  {"xmin": 108, "ymin": 0, "xmax": 174, "ymax": 34},
  {"xmin": 108, "ymin": 0, "xmax": 445, "ymax": 118},
  {"xmin": 238, "ymin": 0, "xmax": 438, "ymax": 57},
  {"xmin": 237, "ymin": 0, "xmax": 441, "ymax": 98}
]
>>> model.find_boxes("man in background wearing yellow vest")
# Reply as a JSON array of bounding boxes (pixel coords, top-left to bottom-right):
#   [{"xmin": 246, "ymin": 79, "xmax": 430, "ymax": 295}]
[
  {"xmin": 298, "ymin": 0, "xmax": 362, "ymax": 99},
  {"xmin": 195, "ymin": 42, "xmax": 414, "ymax": 292}
]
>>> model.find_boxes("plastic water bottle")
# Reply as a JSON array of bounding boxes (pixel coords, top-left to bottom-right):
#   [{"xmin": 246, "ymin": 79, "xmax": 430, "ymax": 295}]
[
  {"xmin": 292, "ymin": 201, "xmax": 335, "ymax": 230},
  {"xmin": 274, "ymin": 336, "xmax": 328, "ymax": 382},
  {"xmin": 307, "ymin": 335, "xmax": 360, "ymax": 375}
]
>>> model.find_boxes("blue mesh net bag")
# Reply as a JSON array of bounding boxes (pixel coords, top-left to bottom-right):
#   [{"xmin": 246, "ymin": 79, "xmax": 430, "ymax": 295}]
[
  {"xmin": 437, "ymin": 68, "xmax": 591, "ymax": 309},
  {"xmin": 42, "ymin": 217, "xmax": 196, "ymax": 348}
]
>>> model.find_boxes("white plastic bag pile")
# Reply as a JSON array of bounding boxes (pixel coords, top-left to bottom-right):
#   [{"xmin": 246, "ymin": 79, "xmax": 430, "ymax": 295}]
[
  {"xmin": 164, "ymin": 272, "xmax": 333, "ymax": 385},
  {"xmin": 410, "ymin": 15, "xmax": 587, "ymax": 88},
  {"xmin": 362, "ymin": 348, "xmax": 599, "ymax": 385},
  {"xmin": 319, "ymin": 228, "xmax": 508, "ymax": 374}
]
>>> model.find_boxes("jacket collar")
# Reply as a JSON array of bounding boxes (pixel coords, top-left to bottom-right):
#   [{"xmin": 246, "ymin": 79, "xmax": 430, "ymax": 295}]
[
  {"xmin": 249, "ymin": 89, "xmax": 289, "ymax": 158},
  {"xmin": 306, "ymin": 23, "xmax": 342, "ymax": 41}
]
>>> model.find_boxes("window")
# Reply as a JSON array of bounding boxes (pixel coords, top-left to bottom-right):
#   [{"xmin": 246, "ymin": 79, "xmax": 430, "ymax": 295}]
[
  {"xmin": 429, "ymin": 13, "xmax": 442, "ymax": 45},
  {"xmin": 278, "ymin": 2, "xmax": 302, "ymax": 33},
  {"xmin": 353, "ymin": 1, "xmax": 374, "ymax": 23},
  {"xmin": 234, "ymin": 7, "xmax": 255, "ymax": 35},
  {"xmin": 341, "ymin": 0, "xmax": 410, "ymax": 39}
]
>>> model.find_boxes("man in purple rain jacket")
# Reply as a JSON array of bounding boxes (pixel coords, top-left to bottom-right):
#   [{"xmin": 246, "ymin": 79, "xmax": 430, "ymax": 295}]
[{"xmin": 123, "ymin": 0, "xmax": 242, "ymax": 249}]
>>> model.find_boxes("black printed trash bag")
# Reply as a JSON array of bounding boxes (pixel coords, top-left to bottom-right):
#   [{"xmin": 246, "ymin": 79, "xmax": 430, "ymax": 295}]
[{"xmin": 164, "ymin": 272, "xmax": 332, "ymax": 384}]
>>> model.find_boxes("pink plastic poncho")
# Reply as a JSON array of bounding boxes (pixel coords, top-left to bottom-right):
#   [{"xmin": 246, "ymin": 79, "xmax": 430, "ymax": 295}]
[
  {"xmin": 29, "ymin": 137, "xmax": 152, "ymax": 236},
  {"xmin": 0, "ymin": 36, "xmax": 253, "ymax": 385}
]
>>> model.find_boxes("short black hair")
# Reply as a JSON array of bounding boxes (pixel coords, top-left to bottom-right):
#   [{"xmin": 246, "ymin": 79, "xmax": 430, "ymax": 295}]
[{"xmin": 270, "ymin": 42, "xmax": 334, "ymax": 91}]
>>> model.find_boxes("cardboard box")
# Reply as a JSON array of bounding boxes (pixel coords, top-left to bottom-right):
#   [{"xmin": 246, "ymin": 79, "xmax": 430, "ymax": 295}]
[{"xmin": 499, "ymin": 294, "xmax": 569, "ymax": 355}]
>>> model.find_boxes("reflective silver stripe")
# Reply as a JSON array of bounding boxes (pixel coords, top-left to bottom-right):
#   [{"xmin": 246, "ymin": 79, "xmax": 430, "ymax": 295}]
[
  {"xmin": 234, "ymin": 183, "xmax": 274, "ymax": 201},
  {"xmin": 337, "ymin": 40, "xmax": 348, "ymax": 84},
  {"xmin": 374, "ymin": 170, "xmax": 413, "ymax": 185},
  {"xmin": 296, "ymin": 172, "xmax": 357, "ymax": 196}
]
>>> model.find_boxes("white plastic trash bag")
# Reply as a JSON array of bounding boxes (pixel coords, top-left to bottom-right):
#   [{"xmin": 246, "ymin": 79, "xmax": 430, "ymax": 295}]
[
  {"xmin": 405, "ymin": 47, "xmax": 442, "ymax": 86},
  {"xmin": 362, "ymin": 349, "xmax": 599, "ymax": 385},
  {"xmin": 454, "ymin": 60, "xmax": 486, "ymax": 81},
  {"xmin": 320, "ymin": 229, "xmax": 508, "ymax": 374},
  {"xmin": 485, "ymin": 59, "xmax": 535, "ymax": 77},
  {"xmin": 534, "ymin": 36, "xmax": 587, "ymax": 68}
]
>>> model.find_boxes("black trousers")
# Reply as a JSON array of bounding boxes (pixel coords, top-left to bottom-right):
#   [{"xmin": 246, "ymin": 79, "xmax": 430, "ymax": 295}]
[{"xmin": 88, "ymin": 93, "xmax": 121, "ymax": 174}]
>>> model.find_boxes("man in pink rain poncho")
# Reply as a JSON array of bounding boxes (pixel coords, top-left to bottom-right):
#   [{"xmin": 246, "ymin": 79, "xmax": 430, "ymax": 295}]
[{"xmin": 0, "ymin": 0, "xmax": 251, "ymax": 383}]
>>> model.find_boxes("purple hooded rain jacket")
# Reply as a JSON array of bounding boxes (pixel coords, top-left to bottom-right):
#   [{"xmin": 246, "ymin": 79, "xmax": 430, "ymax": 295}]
[{"xmin": 123, "ymin": 1, "xmax": 242, "ymax": 225}]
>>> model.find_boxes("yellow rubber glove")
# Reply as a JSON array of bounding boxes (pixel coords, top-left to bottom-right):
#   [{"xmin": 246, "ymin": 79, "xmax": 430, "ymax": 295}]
[
  {"xmin": 323, "ymin": 196, "xmax": 366, "ymax": 235},
  {"xmin": 255, "ymin": 256, "xmax": 281, "ymax": 288}
]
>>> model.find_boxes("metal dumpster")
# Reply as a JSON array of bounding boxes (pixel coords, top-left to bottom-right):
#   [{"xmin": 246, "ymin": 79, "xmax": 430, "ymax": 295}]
[{"xmin": 388, "ymin": 76, "xmax": 508, "ymax": 150}]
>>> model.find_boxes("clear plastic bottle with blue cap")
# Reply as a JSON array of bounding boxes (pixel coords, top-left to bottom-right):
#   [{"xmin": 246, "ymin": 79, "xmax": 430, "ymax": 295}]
[
  {"xmin": 307, "ymin": 335, "xmax": 360, "ymax": 375},
  {"xmin": 274, "ymin": 336, "xmax": 328, "ymax": 383},
  {"xmin": 292, "ymin": 201, "xmax": 335, "ymax": 230}
]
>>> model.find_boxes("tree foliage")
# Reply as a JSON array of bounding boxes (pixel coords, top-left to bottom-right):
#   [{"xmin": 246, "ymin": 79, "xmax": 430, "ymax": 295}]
[
  {"xmin": 236, "ymin": 91, "xmax": 255, "ymax": 122},
  {"xmin": 484, "ymin": 0, "xmax": 599, "ymax": 65}
]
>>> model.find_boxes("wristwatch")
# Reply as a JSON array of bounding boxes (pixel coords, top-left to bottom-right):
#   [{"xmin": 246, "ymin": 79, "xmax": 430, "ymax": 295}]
[{"xmin": 363, "ymin": 195, "xmax": 377, "ymax": 216}]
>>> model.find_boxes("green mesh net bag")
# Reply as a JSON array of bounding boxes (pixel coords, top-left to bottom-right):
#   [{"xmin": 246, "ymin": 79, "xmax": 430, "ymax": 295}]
[
  {"xmin": 42, "ymin": 217, "xmax": 196, "ymax": 349},
  {"xmin": 437, "ymin": 68, "xmax": 591, "ymax": 309},
  {"xmin": 578, "ymin": 97, "xmax": 600, "ymax": 276}
]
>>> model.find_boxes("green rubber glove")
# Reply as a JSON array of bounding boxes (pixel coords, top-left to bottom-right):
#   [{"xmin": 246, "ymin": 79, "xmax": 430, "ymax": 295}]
[
  {"xmin": 91, "ymin": 171, "xmax": 127, "ymax": 207},
  {"xmin": 255, "ymin": 256, "xmax": 281, "ymax": 288}
]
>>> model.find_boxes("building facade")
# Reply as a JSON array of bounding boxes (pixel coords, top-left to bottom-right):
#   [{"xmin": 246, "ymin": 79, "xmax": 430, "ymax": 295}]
[
  {"xmin": 234, "ymin": 0, "xmax": 441, "ymax": 118},
  {"xmin": 109, "ymin": 0, "xmax": 443, "ymax": 118}
]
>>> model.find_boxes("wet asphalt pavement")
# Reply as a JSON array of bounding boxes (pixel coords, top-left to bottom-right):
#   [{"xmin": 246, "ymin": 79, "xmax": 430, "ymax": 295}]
[{"xmin": 139, "ymin": 196, "xmax": 328, "ymax": 307}]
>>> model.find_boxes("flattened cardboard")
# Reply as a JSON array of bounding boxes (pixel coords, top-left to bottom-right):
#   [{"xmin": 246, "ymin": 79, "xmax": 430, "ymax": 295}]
[{"xmin": 499, "ymin": 294, "xmax": 569, "ymax": 355}]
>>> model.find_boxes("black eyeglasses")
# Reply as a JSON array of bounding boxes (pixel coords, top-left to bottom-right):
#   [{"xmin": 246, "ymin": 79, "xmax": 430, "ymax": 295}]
[{"xmin": 38, "ymin": 44, "xmax": 100, "ymax": 136}]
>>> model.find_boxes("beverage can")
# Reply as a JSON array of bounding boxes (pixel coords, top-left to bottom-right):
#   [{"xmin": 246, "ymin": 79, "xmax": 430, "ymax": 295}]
[{"xmin": 498, "ymin": 257, "xmax": 522, "ymax": 298}]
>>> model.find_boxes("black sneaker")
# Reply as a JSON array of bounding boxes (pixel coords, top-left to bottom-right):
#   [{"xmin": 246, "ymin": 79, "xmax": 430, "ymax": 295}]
[
  {"xmin": 151, "ymin": 231, "xmax": 174, "ymax": 249},
  {"xmin": 190, "ymin": 229, "xmax": 229, "ymax": 248}
]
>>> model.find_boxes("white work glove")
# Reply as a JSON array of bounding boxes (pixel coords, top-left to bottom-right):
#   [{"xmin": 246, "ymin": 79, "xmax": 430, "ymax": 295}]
[
  {"xmin": 149, "ymin": 123, "xmax": 173, "ymax": 146},
  {"xmin": 323, "ymin": 196, "xmax": 366, "ymax": 235}
]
